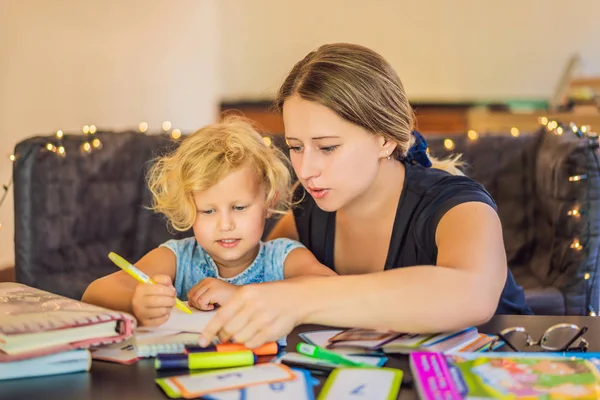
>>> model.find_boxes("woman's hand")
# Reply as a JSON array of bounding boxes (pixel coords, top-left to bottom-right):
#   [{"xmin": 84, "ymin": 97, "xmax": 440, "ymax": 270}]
[
  {"xmin": 199, "ymin": 280, "xmax": 309, "ymax": 348},
  {"xmin": 131, "ymin": 274, "xmax": 176, "ymax": 327},
  {"xmin": 187, "ymin": 278, "xmax": 239, "ymax": 311}
]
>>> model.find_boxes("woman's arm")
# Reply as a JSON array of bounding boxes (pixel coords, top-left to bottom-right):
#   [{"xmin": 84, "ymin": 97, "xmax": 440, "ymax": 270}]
[
  {"xmin": 266, "ymin": 212, "xmax": 298, "ymax": 241},
  {"xmin": 81, "ymin": 247, "xmax": 177, "ymax": 314},
  {"xmin": 200, "ymin": 202, "xmax": 506, "ymax": 347},
  {"xmin": 301, "ymin": 201, "xmax": 506, "ymax": 331}
]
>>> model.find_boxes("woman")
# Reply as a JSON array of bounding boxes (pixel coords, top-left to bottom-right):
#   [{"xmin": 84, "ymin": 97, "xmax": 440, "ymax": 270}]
[{"xmin": 198, "ymin": 43, "xmax": 532, "ymax": 349}]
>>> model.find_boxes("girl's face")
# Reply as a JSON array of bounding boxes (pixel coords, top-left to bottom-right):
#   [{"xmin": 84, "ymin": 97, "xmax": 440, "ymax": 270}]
[
  {"xmin": 192, "ymin": 166, "xmax": 267, "ymax": 271},
  {"xmin": 283, "ymin": 95, "xmax": 388, "ymax": 212}
]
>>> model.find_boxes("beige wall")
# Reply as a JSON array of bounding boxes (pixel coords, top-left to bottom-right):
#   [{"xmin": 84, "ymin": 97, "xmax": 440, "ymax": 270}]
[
  {"xmin": 218, "ymin": 0, "xmax": 600, "ymax": 102},
  {"xmin": 2, "ymin": 0, "xmax": 600, "ymax": 269},
  {"xmin": 0, "ymin": 0, "xmax": 220, "ymax": 268}
]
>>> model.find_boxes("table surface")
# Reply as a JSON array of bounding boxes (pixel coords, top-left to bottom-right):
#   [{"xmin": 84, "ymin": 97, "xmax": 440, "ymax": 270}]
[{"xmin": 1, "ymin": 315, "xmax": 597, "ymax": 400}]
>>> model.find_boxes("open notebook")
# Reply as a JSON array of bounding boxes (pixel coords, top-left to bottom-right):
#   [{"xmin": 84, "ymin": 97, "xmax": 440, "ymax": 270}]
[{"xmin": 0, "ymin": 283, "xmax": 136, "ymax": 361}]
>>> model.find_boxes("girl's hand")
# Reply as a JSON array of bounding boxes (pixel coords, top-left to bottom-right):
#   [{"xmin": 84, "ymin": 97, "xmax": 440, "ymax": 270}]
[
  {"xmin": 131, "ymin": 274, "xmax": 176, "ymax": 327},
  {"xmin": 198, "ymin": 280, "xmax": 308, "ymax": 348},
  {"xmin": 187, "ymin": 278, "xmax": 239, "ymax": 311}
]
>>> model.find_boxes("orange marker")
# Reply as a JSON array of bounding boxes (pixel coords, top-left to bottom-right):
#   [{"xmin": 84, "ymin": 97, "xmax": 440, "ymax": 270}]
[{"xmin": 185, "ymin": 342, "xmax": 280, "ymax": 356}]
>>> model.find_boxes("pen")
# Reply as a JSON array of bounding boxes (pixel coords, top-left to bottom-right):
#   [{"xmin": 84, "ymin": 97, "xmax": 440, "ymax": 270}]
[
  {"xmin": 185, "ymin": 342, "xmax": 281, "ymax": 356},
  {"xmin": 108, "ymin": 251, "xmax": 192, "ymax": 314},
  {"xmin": 296, "ymin": 342, "xmax": 372, "ymax": 368}
]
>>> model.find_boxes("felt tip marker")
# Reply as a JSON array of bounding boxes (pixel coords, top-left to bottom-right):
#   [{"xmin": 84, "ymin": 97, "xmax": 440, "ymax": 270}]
[
  {"xmin": 296, "ymin": 343, "xmax": 372, "ymax": 368},
  {"xmin": 185, "ymin": 342, "xmax": 280, "ymax": 356},
  {"xmin": 108, "ymin": 252, "xmax": 192, "ymax": 314},
  {"xmin": 155, "ymin": 350, "xmax": 257, "ymax": 370}
]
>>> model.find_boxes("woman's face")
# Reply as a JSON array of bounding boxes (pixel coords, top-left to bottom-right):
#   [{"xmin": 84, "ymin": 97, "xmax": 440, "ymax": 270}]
[{"xmin": 283, "ymin": 95, "xmax": 387, "ymax": 212}]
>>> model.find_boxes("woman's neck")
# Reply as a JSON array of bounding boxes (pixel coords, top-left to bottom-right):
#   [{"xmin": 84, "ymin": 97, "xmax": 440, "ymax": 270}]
[{"xmin": 337, "ymin": 160, "xmax": 405, "ymax": 222}]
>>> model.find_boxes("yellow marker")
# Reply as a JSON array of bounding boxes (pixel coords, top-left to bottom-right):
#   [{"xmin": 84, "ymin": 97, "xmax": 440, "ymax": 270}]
[{"xmin": 108, "ymin": 252, "xmax": 192, "ymax": 314}]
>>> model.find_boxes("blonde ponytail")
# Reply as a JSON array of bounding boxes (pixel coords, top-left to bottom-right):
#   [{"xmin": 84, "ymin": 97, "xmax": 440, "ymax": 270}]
[{"xmin": 429, "ymin": 154, "xmax": 464, "ymax": 176}]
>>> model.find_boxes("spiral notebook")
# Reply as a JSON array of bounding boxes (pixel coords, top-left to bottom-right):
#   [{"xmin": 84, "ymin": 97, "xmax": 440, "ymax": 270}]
[{"xmin": 134, "ymin": 331, "xmax": 202, "ymax": 357}]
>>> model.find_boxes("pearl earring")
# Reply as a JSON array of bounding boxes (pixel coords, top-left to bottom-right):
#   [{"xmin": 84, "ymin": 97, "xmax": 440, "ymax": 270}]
[{"xmin": 386, "ymin": 150, "xmax": 391, "ymax": 160}]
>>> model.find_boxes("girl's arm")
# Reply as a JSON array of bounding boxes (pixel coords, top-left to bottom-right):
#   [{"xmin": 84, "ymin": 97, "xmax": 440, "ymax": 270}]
[
  {"xmin": 283, "ymin": 247, "xmax": 337, "ymax": 278},
  {"xmin": 81, "ymin": 247, "xmax": 177, "ymax": 314},
  {"xmin": 200, "ymin": 202, "xmax": 506, "ymax": 347}
]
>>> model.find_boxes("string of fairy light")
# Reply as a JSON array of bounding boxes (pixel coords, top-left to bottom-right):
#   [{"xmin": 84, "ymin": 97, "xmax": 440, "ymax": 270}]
[
  {"xmin": 0, "ymin": 121, "xmax": 184, "ymax": 231},
  {"xmin": 439, "ymin": 118, "xmax": 599, "ymax": 315}
]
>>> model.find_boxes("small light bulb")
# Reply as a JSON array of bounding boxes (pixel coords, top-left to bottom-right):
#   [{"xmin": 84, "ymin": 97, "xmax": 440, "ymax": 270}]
[
  {"xmin": 585, "ymin": 273, "xmax": 591, "ymax": 280},
  {"xmin": 8, "ymin": 154, "xmax": 16, "ymax": 162},
  {"xmin": 139, "ymin": 122, "xmax": 148, "ymax": 133},
  {"xmin": 556, "ymin": 127, "xmax": 564, "ymax": 135},
  {"xmin": 162, "ymin": 121, "xmax": 172, "ymax": 131},
  {"xmin": 262, "ymin": 136, "xmax": 272, "ymax": 147},
  {"xmin": 571, "ymin": 124, "xmax": 579, "ymax": 133},
  {"xmin": 582, "ymin": 126, "xmax": 589, "ymax": 133},
  {"xmin": 171, "ymin": 129, "xmax": 182, "ymax": 139},
  {"xmin": 568, "ymin": 209, "xmax": 580, "ymax": 216},
  {"xmin": 82, "ymin": 125, "xmax": 90, "ymax": 134},
  {"xmin": 539, "ymin": 117, "xmax": 549, "ymax": 126},
  {"xmin": 444, "ymin": 139, "xmax": 455, "ymax": 150},
  {"xmin": 570, "ymin": 239, "xmax": 582, "ymax": 250},
  {"xmin": 510, "ymin": 127, "xmax": 520, "ymax": 137},
  {"xmin": 89, "ymin": 125, "xmax": 97, "ymax": 134},
  {"xmin": 569, "ymin": 175, "xmax": 586, "ymax": 182},
  {"xmin": 56, "ymin": 130, "xmax": 64, "ymax": 139},
  {"xmin": 92, "ymin": 138, "xmax": 102, "ymax": 148},
  {"xmin": 57, "ymin": 146, "xmax": 66, "ymax": 157},
  {"xmin": 81, "ymin": 142, "xmax": 92, "ymax": 153},
  {"xmin": 46, "ymin": 143, "xmax": 55, "ymax": 152},
  {"xmin": 467, "ymin": 130, "xmax": 478, "ymax": 140}
]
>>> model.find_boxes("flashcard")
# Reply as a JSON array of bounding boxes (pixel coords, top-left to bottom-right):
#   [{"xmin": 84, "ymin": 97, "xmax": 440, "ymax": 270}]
[{"xmin": 317, "ymin": 367, "xmax": 403, "ymax": 400}]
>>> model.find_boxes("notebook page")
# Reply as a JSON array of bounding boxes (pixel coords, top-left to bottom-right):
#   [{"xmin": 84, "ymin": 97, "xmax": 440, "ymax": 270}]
[{"xmin": 137, "ymin": 303, "xmax": 216, "ymax": 334}]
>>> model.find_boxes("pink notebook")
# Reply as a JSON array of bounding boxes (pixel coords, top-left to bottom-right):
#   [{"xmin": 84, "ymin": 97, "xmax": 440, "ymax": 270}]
[{"xmin": 0, "ymin": 282, "xmax": 136, "ymax": 361}]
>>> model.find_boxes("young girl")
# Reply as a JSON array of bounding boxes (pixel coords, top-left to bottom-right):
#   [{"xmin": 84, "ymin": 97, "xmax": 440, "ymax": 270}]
[{"xmin": 82, "ymin": 118, "xmax": 334, "ymax": 326}]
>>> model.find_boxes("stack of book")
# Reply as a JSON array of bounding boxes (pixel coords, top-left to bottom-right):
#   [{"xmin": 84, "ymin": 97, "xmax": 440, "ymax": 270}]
[{"xmin": 0, "ymin": 283, "xmax": 135, "ymax": 380}]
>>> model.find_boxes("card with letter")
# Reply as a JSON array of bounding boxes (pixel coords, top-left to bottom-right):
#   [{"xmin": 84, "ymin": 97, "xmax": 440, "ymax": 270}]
[
  {"xmin": 155, "ymin": 363, "xmax": 296, "ymax": 399},
  {"xmin": 204, "ymin": 368, "xmax": 319, "ymax": 400},
  {"xmin": 317, "ymin": 367, "xmax": 403, "ymax": 400}
]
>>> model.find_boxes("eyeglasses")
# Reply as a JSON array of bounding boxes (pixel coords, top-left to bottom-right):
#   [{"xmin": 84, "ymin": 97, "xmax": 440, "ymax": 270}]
[{"xmin": 490, "ymin": 323, "xmax": 589, "ymax": 353}]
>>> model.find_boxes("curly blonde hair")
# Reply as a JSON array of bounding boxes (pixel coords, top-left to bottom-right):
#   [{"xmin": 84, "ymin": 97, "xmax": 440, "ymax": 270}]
[{"xmin": 147, "ymin": 117, "xmax": 292, "ymax": 231}]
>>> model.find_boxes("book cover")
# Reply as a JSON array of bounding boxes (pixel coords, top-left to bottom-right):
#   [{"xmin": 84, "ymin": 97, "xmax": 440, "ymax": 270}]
[
  {"xmin": 0, "ymin": 349, "xmax": 91, "ymax": 380},
  {"xmin": 410, "ymin": 351, "xmax": 600, "ymax": 399},
  {"xmin": 0, "ymin": 282, "xmax": 136, "ymax": 361}
]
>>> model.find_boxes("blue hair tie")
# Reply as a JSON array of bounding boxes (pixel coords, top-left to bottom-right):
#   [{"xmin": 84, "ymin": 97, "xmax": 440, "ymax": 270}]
[{"xmin": 404, "ymin": 130, "xmax": 432, "ymax": 168}]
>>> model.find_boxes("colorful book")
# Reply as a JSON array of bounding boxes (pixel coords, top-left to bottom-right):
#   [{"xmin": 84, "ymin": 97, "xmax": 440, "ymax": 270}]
[
  {"xmin": 0, "ymin": 282, "xmax": 135, "ymax": 361},
  {"xmin": 0, "ymin": 349, "xmax": 91, "ymax": 380},
  {"xmin": 410, "ymin": 351, "xmax": 600, "ymax": 399}
]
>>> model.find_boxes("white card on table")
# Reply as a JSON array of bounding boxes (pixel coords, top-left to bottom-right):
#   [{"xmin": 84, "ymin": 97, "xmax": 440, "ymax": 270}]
[
  {"xmin": 204, "ymin": 368, "xmax": 319, "ymax": 400},
  {"xmin": 317, "ymin": 368, "xmax": 403, "ymax": 400},
  {"xmin": 165, "ymin": 363, "xmax": 295, "ymax": 399}
]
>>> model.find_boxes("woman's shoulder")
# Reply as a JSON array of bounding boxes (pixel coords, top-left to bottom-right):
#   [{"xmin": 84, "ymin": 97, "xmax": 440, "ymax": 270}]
[{"xmin": 404, "ymin": 164, "xmax": 496, "ymax": 210}]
